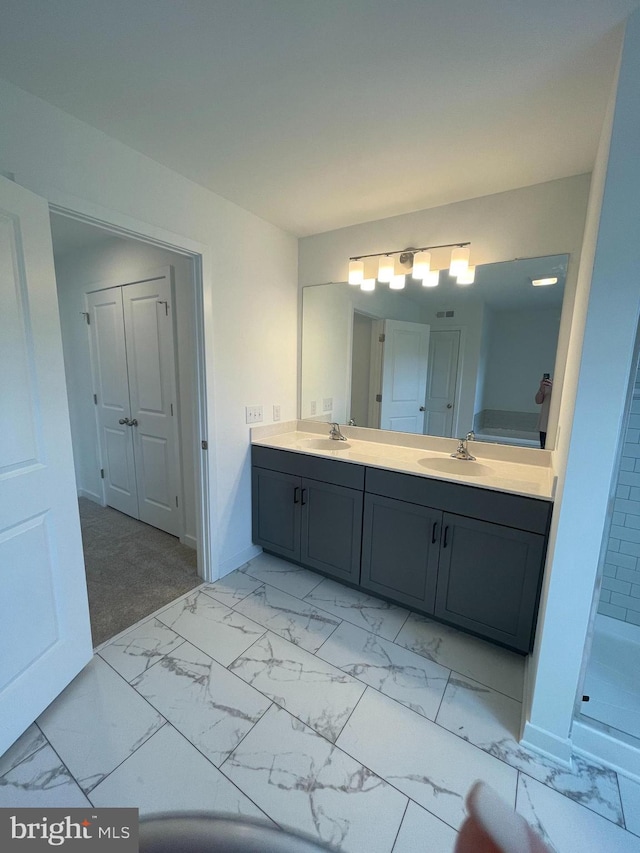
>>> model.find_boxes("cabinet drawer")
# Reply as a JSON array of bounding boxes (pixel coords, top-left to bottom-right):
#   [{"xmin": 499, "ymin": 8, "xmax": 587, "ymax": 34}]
[
  {"xmin": 252, "ymin": 445, "xmax": 365, "ymax": 490},
  {"xmin": 365, "ymin": 467, "xmax": 551, "ymax": 534}
]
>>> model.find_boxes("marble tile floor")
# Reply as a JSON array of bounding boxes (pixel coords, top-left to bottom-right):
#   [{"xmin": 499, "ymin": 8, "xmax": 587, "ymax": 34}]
[{"xmin": 2, "ymin": 551, "xmax": 640, "ymax": 852}]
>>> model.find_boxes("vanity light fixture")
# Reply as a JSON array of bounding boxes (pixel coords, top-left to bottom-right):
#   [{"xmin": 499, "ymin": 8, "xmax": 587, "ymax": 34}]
[
  {"xmin": 348, "ymin": 242, "xmax": 471, "ymax": 290},
  {"xmin": 457, "ymin": 265, "xmax": 476, "ymax": 285},
  {"xmin": 360, "ymin": 278, "xmax": 376, "ymax": 291},
  {"xmin": 422, "ymin": 270, "xmax": 440, "ymax": 287},
  {"xmin": 412, "ymin": 251, "xmax": 431, "ymax": 279},
  {"xmin": 348, "ymin": 259, "xmax": 364, "ymax": 284},
  {"xmin": 377, "ymin": 255, "xmax": 395, "ymax": 283},
  {"xmin": 449, "ymin": 245, "xmax": 470, "ymax": 277},
  {"xmin": 531, "ymin": 276, "xmax": 558, "ymax": 287}
]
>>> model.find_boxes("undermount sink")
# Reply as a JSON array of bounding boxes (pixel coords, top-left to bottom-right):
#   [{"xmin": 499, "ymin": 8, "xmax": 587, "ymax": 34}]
[
  {"xmin": 418, "ymin": 457, "xmax": 493, "ymax": 477},
  {"xmin": 298, "ymin": 438, "xmax": 352, "ymax": 451}
]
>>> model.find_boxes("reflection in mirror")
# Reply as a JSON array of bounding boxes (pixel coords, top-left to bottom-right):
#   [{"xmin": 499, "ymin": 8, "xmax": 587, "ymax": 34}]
[{"xmin": 301, "ymin": 255, "xmax": 568, "ymax": 450}]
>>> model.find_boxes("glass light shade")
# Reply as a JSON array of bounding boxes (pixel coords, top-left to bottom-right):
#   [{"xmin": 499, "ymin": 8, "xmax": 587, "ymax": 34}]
[
  {"xmin": 360, "ymin": 278, "xmax": 376, "ymax": 291},
  {"xmin": 389, "ymin": 274, "xmax": 405, "ymax": 290},
  {"xmin": 412, "ymin": 251, "xmax": 431, "ymax": 279},
  {"xmin": 377, "ymin": 256, "xmax": 395, "ymax": 282},
  {"xmin": 449, "ymin": 246, "xmax": 470, "ymax": 277},
  {"xmin": 422, "ymin": 270, "xmax": 440, "ymax": 287},
  {"xmin": 531, "ymin": 277, "xmax": 558, "ymax": 286},
  {"xmin": 457, "ymin": 265, "xmax": 476, "ymax": 285},
  {"xmin": 348, "ymin": 259, "xmax": 364, "ymax": 285}
]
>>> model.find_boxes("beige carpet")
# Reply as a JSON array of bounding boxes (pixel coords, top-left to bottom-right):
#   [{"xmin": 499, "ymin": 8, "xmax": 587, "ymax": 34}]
[{"xmin": 79, "ymin": 498, "xmax": 201, "ymax": 647}]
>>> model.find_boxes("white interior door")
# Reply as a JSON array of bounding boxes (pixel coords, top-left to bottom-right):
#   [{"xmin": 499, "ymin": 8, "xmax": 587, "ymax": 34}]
[
  {"xmin": 379, "ymin": 319, "xmax": 431, "ymax": 433},
  {"xmin": 0, "ymin": 177, "xmax": 92, "ymax": 754},
  {"xmin": 424, "ymin": 329, "xmax": 461, "ymax": 437},
  {"xmin": 123, "ymin": 277, "xmax": 181, "ymax": 536},
  {"xmin": 87, "ymin": 287, "xmax": 138, "ymax": 517},
  {"xmin": 88, "ymin": 274, "xmax": 181, "ymax": 537}
]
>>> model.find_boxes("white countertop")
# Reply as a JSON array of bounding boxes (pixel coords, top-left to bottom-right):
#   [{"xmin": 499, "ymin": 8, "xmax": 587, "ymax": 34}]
[{"xmin": 251, "ymin": 421, "xmax": 556, "ymax": 501}]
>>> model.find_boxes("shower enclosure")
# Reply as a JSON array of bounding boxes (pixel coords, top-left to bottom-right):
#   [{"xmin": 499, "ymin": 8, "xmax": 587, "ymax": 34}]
[{"xmin": 578, "ymin": 342, "xmax": 640, "ymax": 749}]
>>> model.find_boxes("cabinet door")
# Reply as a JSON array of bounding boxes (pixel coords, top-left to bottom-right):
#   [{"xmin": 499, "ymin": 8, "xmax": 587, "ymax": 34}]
[
  {"xmin": 252, "ymin": 467, "xmax": 301, "ymax": 561},
  {"xmin": 435, "ymin": 513, "xmax": 544, "ymax": 652},
  {"xmin": 300, "ymin": 479, "xmax": 363, "ymax": 583},
  {"xmin": 361, "ymin": 494, "xmax": 440, "ymax": 613}
]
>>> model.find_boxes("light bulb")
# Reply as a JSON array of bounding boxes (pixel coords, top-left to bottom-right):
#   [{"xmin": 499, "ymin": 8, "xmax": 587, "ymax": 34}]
[
  {"xmin": 377, "ymin": 256, "xmax": 394, "ymax": 283},
  {"xmin": 348, "ymin": 259, "xmax": 364, "ymax": 285},
  {"xmin": 389, "ymin": 274, "xmax": 405, "ymax": 290},
  {"xmin": 422, "ymin": 270, "xmax": 440, "ymax": 287},
  {"xmin": 360, "ymin": 278, "xmax": 375, "ymax": 291},
  {"xmin": 449, "ymin": 246, "xmax": 470, "ymax": 277},
  {"xmin": 412, "ymin": 251, "xmax": 431, "ymax": 279},
  {"xmin": 457, "ymin": 265, "xmax": 476, "ymax": 285}
]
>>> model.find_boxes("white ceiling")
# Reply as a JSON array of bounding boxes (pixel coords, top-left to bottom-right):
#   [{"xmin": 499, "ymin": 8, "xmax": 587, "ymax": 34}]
[{"xmin": 2, "ymin": 1, "xmax": 638, "ymax": 237}]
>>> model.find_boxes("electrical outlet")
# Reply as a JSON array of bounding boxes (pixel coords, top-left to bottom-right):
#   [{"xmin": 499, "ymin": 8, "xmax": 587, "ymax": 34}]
[
  {"xmin": 310, "ymin": 400, "xmax": 317, "ymax": 416},
  {"xmin": 245, "ymin": 405, "xmax": 263, "ymax": 424},
  {"xmin": 323, "ymin": 397, "xmax": 333, "ymax": 412},
  {"xmin": 273, "ymin": 404, "xmax": 281, "ymax": 422}
]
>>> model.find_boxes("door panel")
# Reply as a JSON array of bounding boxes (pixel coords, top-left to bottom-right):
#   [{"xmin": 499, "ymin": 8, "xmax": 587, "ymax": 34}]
[
  {"xmin": 0, "ymin": 177, "xmax": 92, "ymax": 754},
  {"xmin": 424, "ymin": 330, "xmax": 460, "ymax": 438},
  {"xmin": 123, "ymin": 277, "xmax": 180, "ymax": 535},
  {"xmin": 87, "ymin": 287, "xmax": 138, "ymax": 517},
  {"xmin": 380, "ymin": 320, "xmax": 430, "ymax": 433}
]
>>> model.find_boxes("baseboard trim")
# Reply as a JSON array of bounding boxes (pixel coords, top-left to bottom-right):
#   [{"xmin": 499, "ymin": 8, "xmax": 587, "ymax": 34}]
[
  {"xmin": 217, "ymin": 545, "xmax": 262, "ymax": 579},
  {"xmin": 572, "ymin": 718, "xmax": 640, "ymax": 781},
  {"xmin": 77, "ymin": 489, "xmax": 104, "ymax": 505},
  {"xmin": 180, "ymin": 533, "xmax": 198, "ymax": 550},
  {"xmin": 521, "ymin": 721, "xmax": 573, "ymax": 766}
]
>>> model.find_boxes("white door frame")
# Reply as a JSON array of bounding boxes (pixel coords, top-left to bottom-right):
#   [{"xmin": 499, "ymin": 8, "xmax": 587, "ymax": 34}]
[{"xmin": 49, "ymin": 200, "xmax": 215, "ymax": 583}]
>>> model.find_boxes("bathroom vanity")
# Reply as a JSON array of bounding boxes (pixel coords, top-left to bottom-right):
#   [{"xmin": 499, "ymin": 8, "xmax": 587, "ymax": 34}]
[{"xmin": 251, "ymin": 424, "xmax": 554, "ymax": 654}]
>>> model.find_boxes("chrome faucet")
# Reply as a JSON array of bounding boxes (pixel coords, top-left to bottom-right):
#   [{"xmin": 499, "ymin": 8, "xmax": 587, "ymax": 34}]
[
  {"xmin": 451, "ymin": 432, "xmax": 476, "ymax": 460},
  {"xmin": 328, "ymin": 422, "xmax": 347, "ymax": 441}
]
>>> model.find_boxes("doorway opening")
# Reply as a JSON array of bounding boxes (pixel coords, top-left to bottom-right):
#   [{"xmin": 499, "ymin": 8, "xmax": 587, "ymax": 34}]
[{"xmin": 50, "ymin": 211, "xmax": 208, "ymax": 646}]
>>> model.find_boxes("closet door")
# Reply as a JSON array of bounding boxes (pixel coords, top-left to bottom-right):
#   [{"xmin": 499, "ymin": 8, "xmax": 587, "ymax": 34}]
[
  {"xmin": 86, "ymin": 287, "xmax": 138, "ymax": 518},
  {"xmin": 123, "ymin": 277, "xmax": 181, "ymax": 537}
]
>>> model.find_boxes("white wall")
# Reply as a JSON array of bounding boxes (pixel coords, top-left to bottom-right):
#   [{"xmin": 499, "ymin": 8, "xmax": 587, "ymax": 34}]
[
  {"xmin": 481, "ymin": 307, "xmax": 561, "ymax": 414},
  {"xmin": 524, "ymin": 9, "xmax": 640, "ymax": 762},
  {"xmin": 54, "ymin": 232, "xmax": 199, "ymax": 548},
  {"xmin": 0, "ymin": 79, "xmax": 298, "ymax": 578}
]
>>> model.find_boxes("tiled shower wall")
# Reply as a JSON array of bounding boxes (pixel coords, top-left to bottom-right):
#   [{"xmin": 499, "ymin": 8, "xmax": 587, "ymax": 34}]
[{"xmin": 598, "ymin": 364, "xmax": 640, "ymax": 625}]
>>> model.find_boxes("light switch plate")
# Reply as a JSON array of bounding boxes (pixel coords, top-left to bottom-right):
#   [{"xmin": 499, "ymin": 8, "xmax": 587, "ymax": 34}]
[
  {"xmin": 323, "ymin": 397, "xmax": 333, "ymax": 412},
  {"xmin": 273, "ymin": 404, "xmax": 281, "ymax": 422},
  {"xmin": 310, "ymin": 400, "xmax": 317, "ymax": 415},
  {"xmin": 245, "ymin": 405, "xmax": 263, "ymax": 424}
]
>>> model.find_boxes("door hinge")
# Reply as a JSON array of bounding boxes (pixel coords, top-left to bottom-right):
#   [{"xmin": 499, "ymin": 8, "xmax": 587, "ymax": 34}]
[
  {"xmin": 93, "ymin": 393, "xmax": 98, "ymax": 405},
  {"xmin": 100, "ymin": 468, "xmax": 104, "ymax": 479},
  {"xmin": 175, "ymin": 496, "xmax": 179, "ymax": 507},
  {"xmin": 378, "ymin": 333, "xmax": 385, "ymax": 343},
  {"xmin": 375, "ymin": 393, "xmax": 382, "ymax": 402},
  {"xmin": 170, "ymin": 403, "xmax": 174, "ymax": 416},
  {"xmin": 201, "ymin": 440, "xmax": 208, "ymax": 450}
]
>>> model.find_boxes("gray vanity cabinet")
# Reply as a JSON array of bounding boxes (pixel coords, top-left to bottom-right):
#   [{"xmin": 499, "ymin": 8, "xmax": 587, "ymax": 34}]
[
  {"xmin": 435, "ymin": 513, "xmax": 546, "ymax": 651},
  {"xmin": 363, "ymin": 468, "xmax": 551, "ymax": 653},
  {"xmin": 361, "ymin": 494, "xmax": 440, "ymax": 613},
  {"xmin": 251, "ymin": 446, "xmax": 364, "ymax": 583}
]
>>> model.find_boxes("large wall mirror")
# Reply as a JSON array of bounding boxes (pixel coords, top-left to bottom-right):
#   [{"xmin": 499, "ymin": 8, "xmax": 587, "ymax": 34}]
[{"xmin": 301, "ymin": 254, "xmax": 568, "ymax": 449}]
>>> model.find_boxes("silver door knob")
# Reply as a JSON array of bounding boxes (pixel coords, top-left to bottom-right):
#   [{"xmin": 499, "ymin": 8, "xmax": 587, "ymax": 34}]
[
  {"xmin": 446, "ymin": 403, "xmax": 453, "ymax": 409},
  {"xmin": 129, "ymin": 418, "xmax": 138, "ymax": 427},
  {"xmin": 118, "ymin": 417, "xmax": 129, "ymax": 425},
  {"xmin": 419, "ymin": 406, "xmax": 425, "ymax": 411}
]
